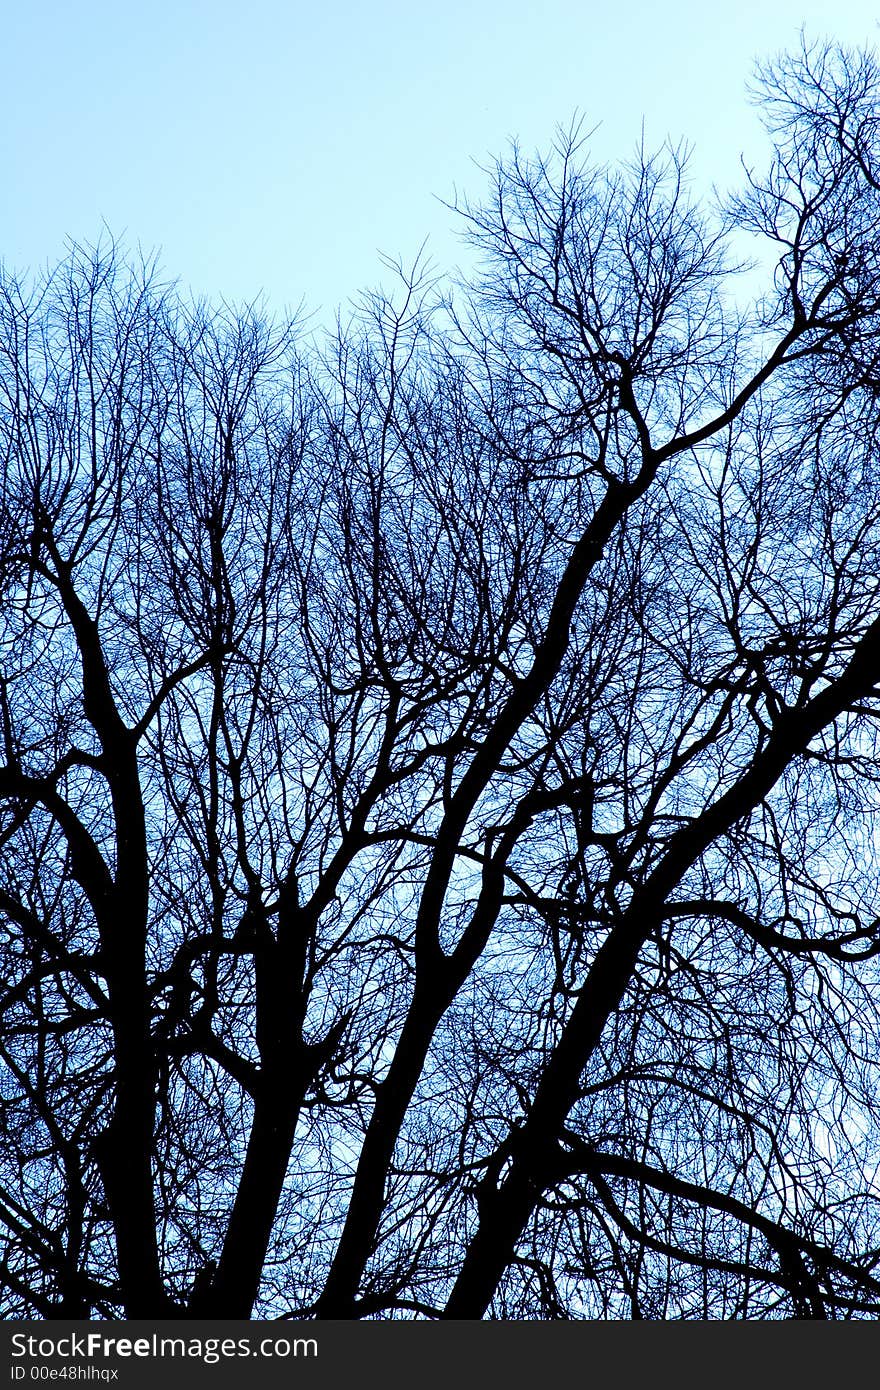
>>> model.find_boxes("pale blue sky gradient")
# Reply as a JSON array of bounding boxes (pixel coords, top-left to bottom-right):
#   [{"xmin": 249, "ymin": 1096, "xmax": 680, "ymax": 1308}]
[{"xmin": 3, "ymin": 1, "xmax": 879, "ymax": 319}]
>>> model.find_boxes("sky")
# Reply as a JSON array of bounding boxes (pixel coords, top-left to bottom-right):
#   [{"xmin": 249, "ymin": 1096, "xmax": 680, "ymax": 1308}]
[{"xmin": 3, "ymin": 1, "xmax": 879, "ymax": 323}]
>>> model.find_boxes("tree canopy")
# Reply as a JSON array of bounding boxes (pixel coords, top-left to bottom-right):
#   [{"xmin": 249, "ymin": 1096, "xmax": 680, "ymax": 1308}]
[{"xmin": 3, "ymin": 40, "xmax": 880, "ymax": 1319}]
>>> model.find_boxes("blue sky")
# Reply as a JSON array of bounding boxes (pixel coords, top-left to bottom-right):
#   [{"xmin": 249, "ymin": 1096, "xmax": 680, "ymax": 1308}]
[{"xmin": 3, "ymin": 1, "xmax": 878, "ymax": 321}]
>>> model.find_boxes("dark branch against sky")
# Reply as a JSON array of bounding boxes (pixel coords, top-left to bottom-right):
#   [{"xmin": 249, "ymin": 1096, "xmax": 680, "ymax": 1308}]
[
  {"xmin": 4, "ymin": 12, "xmax": 880, "ymax": 1325},
  {"xmin": 3, "ymin": 0, "xmax": 877, "ymax": 313}
]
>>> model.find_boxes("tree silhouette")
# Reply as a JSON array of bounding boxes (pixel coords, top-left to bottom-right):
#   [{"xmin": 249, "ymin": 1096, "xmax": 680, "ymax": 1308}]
[{"xmin": 3, "ymin": 40, "xmax": 880, "ymax": 1319}]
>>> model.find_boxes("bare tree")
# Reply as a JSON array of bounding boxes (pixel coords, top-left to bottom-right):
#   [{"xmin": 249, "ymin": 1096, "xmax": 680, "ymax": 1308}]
[{"xmin": 3, "ymin": 39, "xmax": 880, "ymax": 1320}]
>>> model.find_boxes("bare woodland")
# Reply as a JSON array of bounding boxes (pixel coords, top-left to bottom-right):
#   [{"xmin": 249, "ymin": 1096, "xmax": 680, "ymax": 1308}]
[{"xmin": 3, "ymin": 43, "xmax": 880, "ymax": 1318}]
